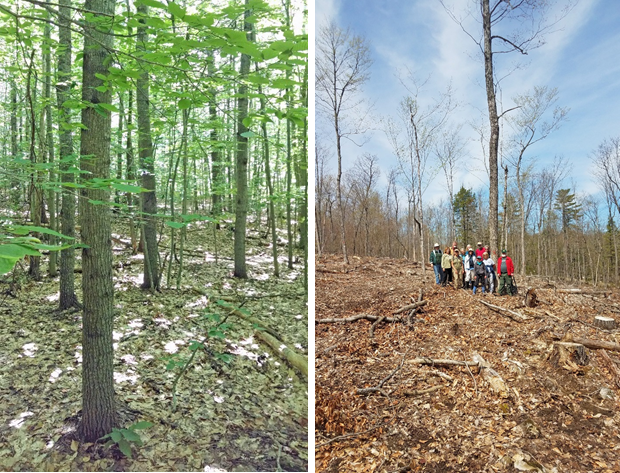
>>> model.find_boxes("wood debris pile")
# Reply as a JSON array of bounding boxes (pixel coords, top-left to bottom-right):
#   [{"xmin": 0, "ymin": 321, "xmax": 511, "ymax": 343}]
[{"xmin": 315, "ymin": 254, "xmax": 620, "ymax": 472}]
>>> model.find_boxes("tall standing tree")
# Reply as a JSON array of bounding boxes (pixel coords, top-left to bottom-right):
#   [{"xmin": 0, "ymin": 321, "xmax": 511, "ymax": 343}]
[
  {"xmin": 507, "ymin": 86, "xmax": 568, "ymax": 273},
  {"xmin": 316, "ymin": 23, "xmax": 372, "ymax": 264},
  {"xmin": 136, "ymin": 3, "xmax": 160, "ymax": 290},
  {"xmin": 78, "ymin": 0, "xmax": 117, "ymax": 442},
  {"xmin": 442, "ymin": 0, "xmax": 573, "ymax": 258},
  {"xmin": 233, "ymin": 0, "xmax": 252, "ymax": 279},
  {"xmin": 56, "ymin": 0, "xmax": 80, "ymax": 309}
]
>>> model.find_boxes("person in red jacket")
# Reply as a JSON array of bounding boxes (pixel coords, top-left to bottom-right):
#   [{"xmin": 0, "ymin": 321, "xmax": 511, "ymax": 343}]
[
  {"xmin": 497, "ymin": 249, "xmax": 514, "ymax": 296},
  {"xmin": 475, "ymin": 241, "xmax": 487, "ymax": 259}
]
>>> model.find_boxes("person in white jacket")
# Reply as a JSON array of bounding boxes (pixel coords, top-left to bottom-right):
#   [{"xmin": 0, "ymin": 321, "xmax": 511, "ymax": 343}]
[{"xmin": 463, "ymin": 248, "xmax": 476, "ymax": 289}]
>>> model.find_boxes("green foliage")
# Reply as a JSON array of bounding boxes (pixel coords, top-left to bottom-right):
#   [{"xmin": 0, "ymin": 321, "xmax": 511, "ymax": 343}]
[
  {"xmin": 554, "ymin": 188, "xmax": 581, "ymax": 233},
  {"xmin": 453, "ymin": 186, "xmax": 477, "ymax": 245},
  {"xmin": 100, "ymin": 421, "xmax": 154, "ymax": 458}
]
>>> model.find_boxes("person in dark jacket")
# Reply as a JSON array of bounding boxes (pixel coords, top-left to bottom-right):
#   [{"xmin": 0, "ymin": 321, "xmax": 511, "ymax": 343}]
[
  {"xmin": 473, "ymin": 255, "xmax": 486, "ymax": 294},
  {"xmin": 430, "ymin": 243, "xmax": 443, "ymax": 285},
  {"xmin": 497, "ymin": 249, "xmax": 515, "ymax": 296}
]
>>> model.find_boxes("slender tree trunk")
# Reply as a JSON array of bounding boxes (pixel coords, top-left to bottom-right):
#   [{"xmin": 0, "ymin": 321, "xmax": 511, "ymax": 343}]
[
  {"xmin": 78, "ymin": 0, "xmax": 117, "ymax": 442},
  {"xmin": 57, "ymin": 0, "xmax": 79, "ymax": 309},
  {"xmin": 26, "ymin": 50, "xmax": 41, "ymax": 280},
  {"xmin": 176, "ymin": 108, "xmax": 189, "ymax": 288},
  {"xmin": 136, "ymin": 3, "xmax": 159, "ymax": 290},
  {"xmin": 233, "ymin": 0, "xmax": 252, "ymax": 279}
]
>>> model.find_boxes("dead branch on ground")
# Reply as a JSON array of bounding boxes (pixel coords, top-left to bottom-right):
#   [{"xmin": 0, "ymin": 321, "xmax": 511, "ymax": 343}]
[{"xmin": 478, "ymin": 299, "xmax": 529, "ymax": 322}]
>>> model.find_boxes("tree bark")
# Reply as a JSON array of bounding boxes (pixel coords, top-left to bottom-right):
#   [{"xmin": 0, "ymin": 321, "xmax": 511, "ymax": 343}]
[
  {"xmin": 136, "ymin": 3, "xmax": 160, "ymax": 290},
  {"xmin": 233, "ymin": 0, "xmax": 251, "ymax": 278},
  {"xmin": 482, "ymin": 0, "xmax": 500, "ymax": 259},
  {"xmin": 78, "ymin": 0, "xmax": 117, "ymax": 442}
]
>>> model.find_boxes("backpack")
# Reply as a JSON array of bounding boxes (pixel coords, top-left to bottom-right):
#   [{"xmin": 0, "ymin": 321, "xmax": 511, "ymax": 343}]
[{"xmin": 511, "ymin": 276, "xmax": 518, "ymax": 295}]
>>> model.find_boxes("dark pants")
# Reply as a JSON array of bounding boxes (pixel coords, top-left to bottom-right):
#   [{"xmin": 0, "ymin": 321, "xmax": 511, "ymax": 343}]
[
  {"xmin": 498, "ymin": 274, "xmax": 512, "ymax": 295},
  {"xmin": 473, "ymin": 274, "xmax": 485, "ymax": 293},
  {"xmin": 441, "ymin": 268, "xmax": 453, "ymax": 286}
]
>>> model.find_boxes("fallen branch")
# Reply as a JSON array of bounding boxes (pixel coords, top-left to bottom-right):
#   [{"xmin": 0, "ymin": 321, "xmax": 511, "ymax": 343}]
[
  {"xmin": 393, "ymin": 300, "xmax": 428, "ymax": 315},
  {"xmin": 599, "ymin": 350, "xmax": 620, "ymax": 388},
  {"xmin": 402, "ymin": 385, "xmax": 444, "ymax": 397},
  {"xmin": 356, "ymin": 350, "xmax": 407, "ymax": 396},
  {"xmin": 254, "ymin": 330, "xmax": 308, "ymax": 378},
  {"xmin": 408, "ymin": 289, "xmax": 424, "ymax": 325},
  {"xmin": 478, "ymin": 300, "xmax": 529, "ymax": 322},
  {"xmin": 316, "ymin": 313, "xmax": 402, "ymax": 324},
  {"xmin": 406, "ymin": 357, "xmax": 479, "ymax": 368},
  {"xmin": 315, "ymin": 423, "xmax": 385, "ymax": 449},
  {"xmin": 369, "ymin": 316, "xmax": 386, "ymax": 338}
]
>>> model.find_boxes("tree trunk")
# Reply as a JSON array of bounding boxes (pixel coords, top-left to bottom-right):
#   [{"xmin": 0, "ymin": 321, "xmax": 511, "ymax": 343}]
[
  {"xmin": 233, "ymin": 0, "xmax": 252, "ymax": 279},
  {"xmin": 56, "ymin": 0, "xmax": 80, "ymax": 310},
  {"xmin": 136, "ymin": 3, "xmax": 160, "ymax": 290},
  {"xmin": 482, "ymin": 0, "xmax": 500, "ymax": 259},
  {"xmin": 78, "ymin": 0, "xmax": 117, "ymax": 442}
]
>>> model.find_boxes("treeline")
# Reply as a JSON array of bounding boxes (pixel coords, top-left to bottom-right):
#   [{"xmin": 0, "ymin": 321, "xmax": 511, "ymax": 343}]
[{"xmin": 316, "ymin": 146, "xmax": 620, "ymax": 286}]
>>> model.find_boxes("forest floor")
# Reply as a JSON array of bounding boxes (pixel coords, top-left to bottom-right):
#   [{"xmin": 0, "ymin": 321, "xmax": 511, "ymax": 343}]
[
  {"xmin": 0, "ymin": 219, "xmax": 308, "ymax": 472},
  {"xmin": 315, "ymin": 254, "xmax": 620, "ymax": 473}
]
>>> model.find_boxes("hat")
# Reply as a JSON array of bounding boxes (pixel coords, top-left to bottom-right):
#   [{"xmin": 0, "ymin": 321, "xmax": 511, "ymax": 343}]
[
  {"xmin": 477, "ymin": 241, "xmax": 482, "ymax": 245},
  {"xmin": 501, "ymin": 249, "xmax": 507, "ymax": 254},
  {"xmin": 468, "ymin": 249, "xmax": 474, "ymax": 253},
  {"xmin": 434, "ymin": 243, "xmax": 439, "ymax": 247}
]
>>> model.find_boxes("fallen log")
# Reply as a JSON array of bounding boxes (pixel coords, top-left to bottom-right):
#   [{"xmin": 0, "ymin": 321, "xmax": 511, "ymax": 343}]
[
  {"xmin": 369, "ymin": 316, "xmax": 386, "ymax": 338},
  {"xmin": 316, "ymin": 313, "xmax": 403, "ymax": 324},
  {"xmin": 569, "ymin": 336, "xmax": 620, "ymax": 353},
  {"xmin": 478, "ymin": 300, "xmax": 529, "ymax": 322},
  {"xmin": 557, "ymin": 289, "xmax": 611, "ymax": 296},
  {"xmin": 254, "ymin": 330, "xmax": 308, "ymax": 378}
]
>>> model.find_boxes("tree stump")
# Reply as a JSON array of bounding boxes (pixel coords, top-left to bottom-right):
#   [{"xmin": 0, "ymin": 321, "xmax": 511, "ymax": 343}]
[
  {"xmin": 594, "ymin": 316, "xmax": 618, "ymax": 330},
  {"xmin": 549, "ymin": 342, "xmax": 589, "ymax": 370},
  {"xmin": 524, "ymin": 288, "xmax": 538, "ymax": 308}
]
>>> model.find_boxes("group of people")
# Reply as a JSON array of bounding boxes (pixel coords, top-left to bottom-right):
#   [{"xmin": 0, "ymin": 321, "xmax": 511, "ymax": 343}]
[{"xmin": 429, "ymin": 241, "xmax": 515, "ymax": 296}]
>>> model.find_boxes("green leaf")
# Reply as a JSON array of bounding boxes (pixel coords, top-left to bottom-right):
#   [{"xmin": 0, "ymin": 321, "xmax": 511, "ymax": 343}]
[
  {"xmin": 111, "ymin": 182, "xmax": 147, "ymax": 193},
  {"xmin": 95, "ymin": 86, "xmax": 108, "ymax": 93},
  {"xmin": 98, "ymin": 103, "xmax": 119, "ymax": 112},
  {"xmin": 120, "ymin": 429, "xmax": 141, "ymax": 442},
  {"xmin": 95, "ymin": 73, "xmax": 107, "ymax": 81},
  {"xmin": 0, "ymin": 244, "xmax": 40, "ymax": 258},
  {"xmin": 215, "ymin": 353, "xmax": 233, "ymax": 364},
  {"xmin": 240, "ymin": 131, "xmax": 257, "ymax": 138},
  {"xmin": 178, "ymin": 98, "xmax": 192, "ymax": 110},
  {"xmin": 130, "ymin": 421, "xmax": 153, "ymax": 430},
  {"xmin": 138, "ymin": 0, "xmax": 166, "ymax": 8},
  {"xmin": 0, "ymin": 257, "xmax": 19, "ymax": 275},
  {"xmin": 167, "ymin": 1, "xmax": 186, "ymax": 18},
  {"xmin": 110, "ymin": 430, "xmax": 122, "ymax": 443},
  {"xmin": 118, "ymin": 438, "xmax": 132, "ymax": 458},
  {"xmin": 165, "ymin": 221, "xmax": 186, "ymax": 229},
  {"xmin": 189, "ymin": 341, "xmax": 204, "ymax": 351}
]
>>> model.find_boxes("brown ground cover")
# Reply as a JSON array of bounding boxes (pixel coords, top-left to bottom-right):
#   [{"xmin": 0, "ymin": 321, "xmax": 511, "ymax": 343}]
[{"xmin": 315, "ymin": 254, "xmax": 620, "ymax": 472}]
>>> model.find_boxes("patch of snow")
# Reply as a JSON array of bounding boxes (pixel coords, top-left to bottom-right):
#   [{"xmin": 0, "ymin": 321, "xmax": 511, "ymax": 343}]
[
  {"xmin": 128, "ymin": 319, "xmax": 144, "ymax": 328},
  {"xmin": 294, "ymin": 344, "xmax": 303, "ymax": 350},
  {"xmin": 46, "ymin": 292, "xmax": 59, "ymax": 302},
  {"xmin": 287, "ymin": 271, "xmax": 300, "ymax": 281},
  {"xmin": 141, "ymin": 354, "xmax": 154, "ymax": 361},
  {"xmin": 279, "ymin": 344, "xmax": 287, "ymax": 352},
  {"xmin": 254, "ymin": 273, "xmax": 270, "ymax": 281},
  {"xmin": 46, "ymin": 440, "xmax": 54, "ymax": 449},
  {"xmin": 222, "ymin": 282, "xmax": 232, "ymax": 290},
  {"xmin": 49, "ymin": 368, "xmax": 62, "ymax": 383},
  {"xmin": 113, "ymin": 331, "xmax": 124, "ymax": 341},
  {"xmin": 213, "ymin": 395, "xmax": 225, "ymax": 404},
  {"xmin": 295, "ymin": 314, "xmax": 303, "ymax": 320},
  {"xmin": 9, "ymin": 411, "xmax": 34, "ymax": 428},
  {"xmin": 154, "ymin": 317, "xmax": 172, "ymax": 329},
  {"xmin": 188, "ymin": 313, "xmax": 200, "ymax": 318}
]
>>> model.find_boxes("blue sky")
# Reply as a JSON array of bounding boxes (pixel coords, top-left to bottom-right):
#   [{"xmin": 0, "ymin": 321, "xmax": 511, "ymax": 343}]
[{"xmin": 315, "ymin": 0, "xmax": 620, "ymax": 206}]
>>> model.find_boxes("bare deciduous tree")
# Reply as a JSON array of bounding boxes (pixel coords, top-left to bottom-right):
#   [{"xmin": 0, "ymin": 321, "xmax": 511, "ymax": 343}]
[{"xmin": 316, "ymin": 22, "xmax": 372, "ymax": 264}]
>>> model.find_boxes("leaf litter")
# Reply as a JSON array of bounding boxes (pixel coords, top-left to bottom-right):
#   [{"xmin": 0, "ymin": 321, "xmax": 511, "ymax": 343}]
[
  {"xmin": 0, "ymin": 223, "xmax": 308, "ymax": 472},
  {"xmin": 316, "ymin": 254, "xmax": 620, "ymax": 472}
]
